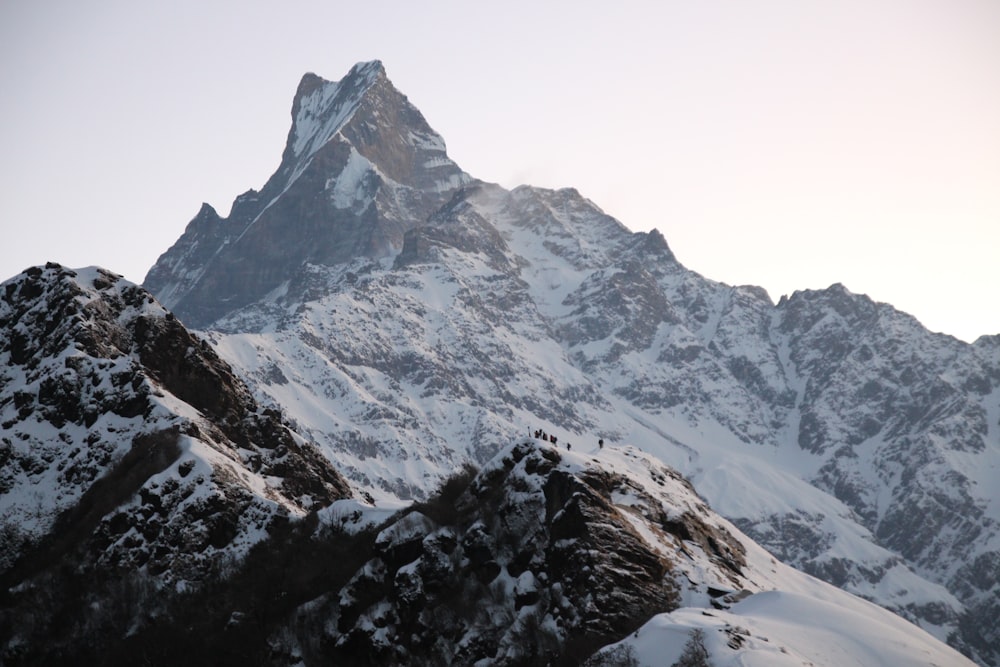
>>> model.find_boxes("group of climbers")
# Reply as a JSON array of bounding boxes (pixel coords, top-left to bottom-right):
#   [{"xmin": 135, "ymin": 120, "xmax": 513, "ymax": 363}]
[
  {"xmin": 533, "ymin": 429, "xmax": 558, "ymax": 446},
  {"xmin": 531, "ymin": 429, "xmax": 607, "ymax": 453}
]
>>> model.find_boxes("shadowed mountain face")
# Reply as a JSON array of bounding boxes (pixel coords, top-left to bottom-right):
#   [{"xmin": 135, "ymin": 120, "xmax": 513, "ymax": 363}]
[
  {"xmin": 102, "ymin": 60, "xmax": 1000, "ymax": 665},
  {"xmin": 143, "ymin": 60, "xmax": 471, "ymax": 329}
]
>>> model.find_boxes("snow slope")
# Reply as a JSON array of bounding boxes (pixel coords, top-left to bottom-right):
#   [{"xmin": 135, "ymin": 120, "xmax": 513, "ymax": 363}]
[{"xmin": 598, "ymin": 590, "xmax": 968, "ymax": 667}]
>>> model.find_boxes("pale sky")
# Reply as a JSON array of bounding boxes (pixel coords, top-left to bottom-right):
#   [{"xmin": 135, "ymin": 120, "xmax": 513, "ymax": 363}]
[{"xmin": 1, "ymin": 1, "xmax": 998, "ymax": 342}]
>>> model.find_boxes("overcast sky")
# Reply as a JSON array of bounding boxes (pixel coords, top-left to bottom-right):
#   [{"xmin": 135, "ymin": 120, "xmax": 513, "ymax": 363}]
[{"xmin": 1, "ymin": 1, "xmax": 998, "ymax": 342}]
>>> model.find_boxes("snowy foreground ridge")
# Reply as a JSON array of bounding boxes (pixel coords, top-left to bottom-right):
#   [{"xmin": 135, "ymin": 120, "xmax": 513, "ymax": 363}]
[
  {"xmin": 320, "ymin": 438, "xmax": 973, "ymax": 666},
  {"xmin": 536, "ymin": 442, "xmax": 971, "ymax": 667},
  {"xmin": 2, "ymin": 59, "xmax": 997, "ymax": 664}
]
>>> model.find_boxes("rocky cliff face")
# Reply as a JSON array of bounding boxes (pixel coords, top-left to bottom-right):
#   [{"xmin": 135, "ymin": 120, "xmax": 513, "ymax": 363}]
[
  {"xmin": 144, "ymin": 60, "xmax": 471, "ymax": 329},
  {"xmin": 769, "ymin": 285, "xmax": 1000, "ymax": 658},
  {"xmin": 0, "ymin": 264, "xmax": 352, "ymax": 663},
  {"xmin": 306, "ymin": 441, "xmax": 732, "ymax": 665}
]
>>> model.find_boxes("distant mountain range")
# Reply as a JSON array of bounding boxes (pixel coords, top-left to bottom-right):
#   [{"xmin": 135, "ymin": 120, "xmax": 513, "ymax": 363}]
[{"xmin": 2, "ymin": 60, "xmax": 995, "ymax": 665}]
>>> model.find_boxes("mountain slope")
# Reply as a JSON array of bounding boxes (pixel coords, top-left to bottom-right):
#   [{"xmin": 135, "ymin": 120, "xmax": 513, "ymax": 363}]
[
  {"xmin": 142, "ymin": 62, "xmax": 1000, "ymax": 663},
  {"xmin": 0, "ymin": 263, "xmax": 353, "ymax": 661},
  {"xmin": 10, "ymin": 435, "xmax": 969, "ymax": 666},
  {"xmin": 193, "ymin": 182, "xmax": 998, "ymax": 662},
  {"xmin": 294, "ymin": 439, "xmax": 972, "ymax": 666}
]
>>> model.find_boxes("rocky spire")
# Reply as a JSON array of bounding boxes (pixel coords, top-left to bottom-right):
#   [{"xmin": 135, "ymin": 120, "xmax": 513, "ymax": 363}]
[{"xmin": 144, "ymin": 61, "xmax": 471, "ymax": 328}]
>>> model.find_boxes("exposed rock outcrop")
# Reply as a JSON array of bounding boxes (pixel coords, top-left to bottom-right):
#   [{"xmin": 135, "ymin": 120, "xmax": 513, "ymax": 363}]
[{"xmin": 0, "ymin": 264, "xmax": 352, "ymax": 664}]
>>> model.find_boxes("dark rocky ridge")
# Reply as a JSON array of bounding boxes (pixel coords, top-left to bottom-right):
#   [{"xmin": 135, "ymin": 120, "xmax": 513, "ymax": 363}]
[
  {"xmin": 0, "ymin": 264, "xmax": 353, "ymax": 663},
  {"xmin": 4, "ymin": 439, "xmax": 756, "ymax": 666},
  {"xmin": 313, "ymin": 441, "xmax": 720, "ymax": 665}
]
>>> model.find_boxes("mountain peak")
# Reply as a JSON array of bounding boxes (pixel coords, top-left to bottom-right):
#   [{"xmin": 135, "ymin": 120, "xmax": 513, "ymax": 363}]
[
  {"xmin": 294, "ymin": 60, "xmax": 385, "ymax": 101},
  {"xmin": 285, "ymin": 60, "xmax": 390, "ymax": 166},
  {"xmin": 144, "ymin": 60, "xmax": 470, "ymax": 328}
]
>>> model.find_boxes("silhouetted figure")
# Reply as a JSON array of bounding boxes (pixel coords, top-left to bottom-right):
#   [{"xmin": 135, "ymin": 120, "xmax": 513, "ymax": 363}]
[
  {"xmin": 567, "ymin": 442, "xmax": 572, "ymax": 451},
  {"xmin": 598, "ymin": 438, "xmax": 604, "ymax": 449}
]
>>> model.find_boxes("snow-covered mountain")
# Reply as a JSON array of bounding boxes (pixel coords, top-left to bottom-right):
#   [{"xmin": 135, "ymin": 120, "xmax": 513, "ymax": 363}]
[
  {"xmin": 2, "ymin": 59, "xmax": 995, "ymax": 665},
  {"xmin": 144, "ymin": 60, "xmax": 471, "ymax": 329},
  {"xmin": 1, "ymin": 269, "xmax": 969, "ymax": 666},
  {"xmin": 0, "ymin": 263, "xmax": 352, "ymax": 661},
  {"xmin": 142, "ymin": 60, "xmax": 1000, "ymax": 663}
]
